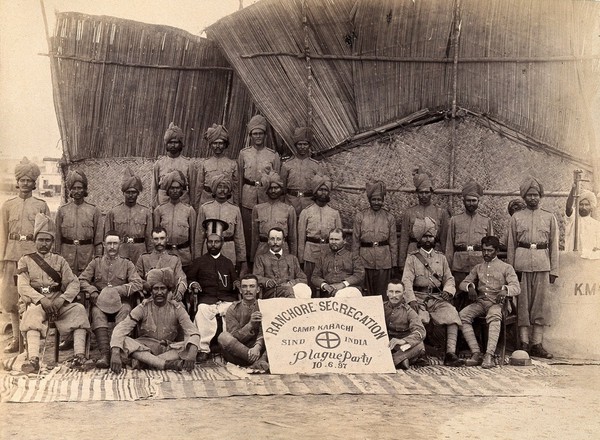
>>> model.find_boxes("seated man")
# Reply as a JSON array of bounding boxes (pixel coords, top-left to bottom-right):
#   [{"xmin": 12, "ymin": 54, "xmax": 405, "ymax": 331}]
[
  {"xmin": 79, "ymin": 230, "xmax": 143, "ymax": 368},
  {"xmin": 218, "ymin": 274, "xmax": 268, "ymax": 372},
  {"xmin": 402, "ymin": 217, "xmax": 464, "ymax": 367},
  {"xmin": 459, "ymin": 236, "xmax": 520, "ymax": 369},
  {"xmin": 187, "ymin": 219, "xmax": 239, "ymax": 362},
  {"xmin": 136, "ymin": 227, "xmax": 187, "ymax": 301},
  {"xmin": 17, "ymin": 214, "xmax": 91, "ymax": 372},
  {"xmin": 253, "ymin": 227, "xmax": 310, "ymax": 299},
  {"xmin": 312, "ymin": 228, "xmax": 364, "ymax": 298},
  {"xmin": 110, "ymin": 268, "xmax": 199, "ymax": 373},
  {"xmin": 384, "ymin": 279, "xmax": 427, "ymax": 370}
]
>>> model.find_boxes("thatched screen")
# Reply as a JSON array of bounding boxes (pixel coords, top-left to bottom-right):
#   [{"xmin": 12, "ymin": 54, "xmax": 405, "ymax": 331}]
[{"xmin": 50, "ymin": 12, "xmax": 258, "ymax": 162}]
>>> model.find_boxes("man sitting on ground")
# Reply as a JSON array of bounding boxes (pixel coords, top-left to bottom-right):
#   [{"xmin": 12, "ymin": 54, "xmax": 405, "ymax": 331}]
[
  {"xmin": 218, "ymin": 274, "xmax": 268, "ymax": 372},
  {"xmin": 459, "ymin": 236, "xmax": 520, "ymax": 369},
  {"xmin": 109, "ymin": 268, "xmax": 199, "ymax": 373}
]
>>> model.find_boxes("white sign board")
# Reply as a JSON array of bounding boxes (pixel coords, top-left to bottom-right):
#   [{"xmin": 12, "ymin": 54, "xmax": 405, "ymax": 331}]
[{"xmin": 259, "ymin": 297, "xmax": 395, "ymax": 374}]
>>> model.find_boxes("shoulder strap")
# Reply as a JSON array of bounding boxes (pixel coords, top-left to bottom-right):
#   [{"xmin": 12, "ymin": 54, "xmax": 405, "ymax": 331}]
[
  {"xmin": 412, "ymin": 252, "xmax": 442, "ymax": 282},
  {"xmin": 27, "ymin": 253, "xmax": 62, "ymax": 285}
]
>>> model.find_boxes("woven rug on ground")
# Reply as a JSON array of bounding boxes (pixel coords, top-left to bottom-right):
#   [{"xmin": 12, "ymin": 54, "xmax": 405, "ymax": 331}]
[{"xmin": 0, "ymin": 359, "xmax": 563, "ymax": 403}]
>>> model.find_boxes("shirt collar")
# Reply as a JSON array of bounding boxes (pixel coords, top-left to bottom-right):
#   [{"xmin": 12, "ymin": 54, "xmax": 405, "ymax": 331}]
[
  {"xmin": 270, "ymin": 250, "xmax": 283, "ymax": 257},
  {"xmin": 210, "ymin": 253, "xmax": 221, "ymax": 259}
]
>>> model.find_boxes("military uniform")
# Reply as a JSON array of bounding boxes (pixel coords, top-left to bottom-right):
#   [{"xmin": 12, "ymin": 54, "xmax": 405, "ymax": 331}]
[
  {"xmin": 253, "ymin": 251, "xmax": 307, "ymax": 298},
  {"xmin": 399, "ymin": 204, "xmax": 449, "ymax": 269},
  {"xmin": 55, "ymin": 201, "xmax": 103, "ymax": 276},
  {"xmin": 352, "ymin": 207, "xmax": 398, "ymax": 298},
  {"xmin": 383, "ymin": 301, "xmax": 426, "ymax": 366},
  {"xmin": 136, "ymin": 251, "xmax": 187, "ymax": 301},
  {"xmin": 153, "ymin": 201, "xmax": 196, "ymax": 267},
  {"xmin": 105, "ymin": 202, "xmax": 153, "ymax": 265},
  {"xmin": 312, "ymin": 247, "xmax": 365, "ymax": 297},
  {"xmin": 251, "ymin": 200, "xmax": 297, "ymax": 262},
  {"xmin": 152, "ymin": 155, "xmax": 193, "ymax": 208},
  {"xmin": 195, "ymin": 200, "xmax": 245, "ymax": 265},
  {"xmin": 193, "ymin": 156, "xmax": 239, "ymax": 207},
  {"xmin": 218, "ymin": 299, "xmax": 265, "ymax": 367},
  {"xmin": 280, "ymin": 156, "xmax": 324, "ymax": 216}
]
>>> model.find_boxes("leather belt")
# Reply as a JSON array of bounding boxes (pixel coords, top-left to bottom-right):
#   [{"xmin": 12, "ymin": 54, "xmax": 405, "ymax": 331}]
[
  {"xmin": 454, "ymin": 244, "xmax": 482, "ymax": 252},
  {"xmin": 306, "ymin": 236, "xmax": 329, "ymax": 244},
  {"xmin": 62, "ymin": 238, "xmax": 93, "ymax": 245},
  {"xmin": 166, "ymin": 241, "xmax": 190, "ymax": 250},
  {"xmin": 287, "ymin": 189, "xmax": 313, "ymax": 197},
  {"xmin": 122, "ymin": 236, "xmax": 145, "ymax": 244},
  {"xmin": 243, "ymin": 177, "xmax": 262, "ymax": 187},
  {"xmin": 8, "ymin": 233, "xmax": 34, "ymax": 241},
  {"xmin": 37, "ymin": 286, "xmax": 61, "ymax": 294},
  {"xmin": 518, "ymin": 242, "xmax": 548, "ymax": 250},
  {"xmin": 360, "ymin": 240, "xmax": 389, "ymax": 248}
]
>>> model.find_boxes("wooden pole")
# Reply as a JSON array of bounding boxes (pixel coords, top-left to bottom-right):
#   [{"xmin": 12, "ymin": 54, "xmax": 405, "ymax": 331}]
[{"xmin": 448, "ymin": 0, "xmax": 462, "ymax": 208}]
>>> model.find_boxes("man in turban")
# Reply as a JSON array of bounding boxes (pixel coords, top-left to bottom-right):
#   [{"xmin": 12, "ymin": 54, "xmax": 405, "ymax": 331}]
[
  {"xmin": 281, "ymin": 126, "xmax": 324, "ymax": 216},
  {"xmin": 104, "ymin": 167, "xmax": 152, "ymax": 265},
  {"xmin": 18, "ymin": 214, "xmax": 92, "ymax": 372},
  {"xmin": 352, "ymin": 180, "xmax": 398, "ymax": 299},
  {"xmin": 193, "ymin": 124, "xmax": 239, "ymax": 207},
  {"xmin": 565, "ymin": 175, "xmax": 600, "ymax": 258},
  {"xmin": 79, "ymin": 230, "xmax": 143, "ymax": 368},
  {"xmin": 195, "ymin": 173, "xmax": 247, "ymax": 272},
  {"xmin": 445, "ymin": 180, "xmax": 493, "ymax": 310},
  {"xmin": 187, "ymin": 219, "xmax": 239, "ymax": 362},
  {"xmin": 402, "ymin": 217, "xmax": 464, "ymax": 367},
  {"xmin": 399, "ymin": 168, "xmax": 450, "ymax": 270},
  {"xmin": 153, "ymin": 170, "xmax": 196, "ymax": 269},
  {"xmin": 238, "ymin": 115, "xmax": 281, "ymax": 262},
  {"xmin": 0, "ymin": 157, "xmax": 50, "ymax": 352},
  {"xmin": 251, "ymin": 171, "xmax": 297, "ymax": 262},
  {"xmin": 298, "ymin": 174, "xmax": 342, "ymax": 295},
  {"xmin": 109, "ymin": 267, "xmax": 200, "ymax": 373},
  {"xmin": 507, "ymin": 176, "xmax": 559, "ymax": 359},
  {"xmin": 152, "ymin": 122, "xmax": 193, "ymax": 208}
]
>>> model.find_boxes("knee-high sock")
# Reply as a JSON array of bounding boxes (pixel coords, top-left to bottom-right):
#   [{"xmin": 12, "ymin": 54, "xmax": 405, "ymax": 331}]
[
  {"xmin": 446, "ymin": 324, "xmax": 458, "ymax": 353},
  {"xmin": 131, "ymin": 351, "xmax": 166, "ymax": 369},
  {"xmin": 531, "ymin": 324, "xmax": 544, "ymax": 345},
  {"xmin": 26, "ymin": 331, "xmax": 41, "ymax": 359},
  {"xmin": 519, "ymin": 326, "xmax": 529, "ymax": 344},
  {"xmin": 10, "ymin": 313, "xmax": 20, "ymax": 340},
  {"xmin": 460, "ymin": 323, "xmax": 480, "ymax": 354},
  {"xmin": 486, "ymin": 320, "xmax": 501, "ymax": 354},
  {"xmin": 73, "ymin": 329, "xmax": 87, "ymax": 356}
]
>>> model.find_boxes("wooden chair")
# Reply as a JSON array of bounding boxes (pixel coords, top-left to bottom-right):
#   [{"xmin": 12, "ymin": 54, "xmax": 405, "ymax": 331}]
[{"xmin": 474, "ymin": 297, "xmax": 518, "ymax": 366}]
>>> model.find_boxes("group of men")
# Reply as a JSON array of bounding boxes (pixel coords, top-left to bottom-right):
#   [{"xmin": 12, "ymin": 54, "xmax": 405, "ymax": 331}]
[{"xmin": 2, "ymin": 117, "xmax": 595, "ymax": 374}]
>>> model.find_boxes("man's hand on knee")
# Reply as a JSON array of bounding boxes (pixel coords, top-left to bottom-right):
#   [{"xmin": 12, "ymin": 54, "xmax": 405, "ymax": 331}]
[
  {"xmin": 248, "ymin": 345, "xmax": 261, "ymax": 363},
  {"xmin": 440, "ymin": 291, "xmax": 453, "ymax": 302},
  {"xmin": 183, "ymin": 345, "xmax": 198, "ymax": 372},
  {"xmin": 39, "ymin": 297, "xmax": 53, "ymax": 314},
  {"xmin": 110, "ymin": 347, "xmax": 123, "ymax": 374}
]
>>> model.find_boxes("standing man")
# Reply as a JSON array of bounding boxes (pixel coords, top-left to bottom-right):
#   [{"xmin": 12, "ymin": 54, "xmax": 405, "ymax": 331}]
[
  {"xmin": 0, "ymin": 157, "xmax": 49, "ymax": 353},
  {"xmin": 251, "ymin": 172, "xmax": 297, "ymax": 262},
  {"xmin": 187, "ymin": 219, "xmax": 239, "ymax": 361},
  {"xmin": 402, "ymin": 217, "xmax": 464, "ymax": 367},
  {"xmin": 195, "ymin": 173, "xmax": 247, "ymax": 272},
  {"xmin": 152, "ymin": 122, "xmax": 193, "ymax": 208},
  {"xmin": 312, "ymin": 228, "xmax": 364, "ymax": 298},
  {"xmin": 105, "ymin": 167, "xmax": 153, "ymax": 265},
  {"xmin": 153, "ymin": 170, "xmax": 196, "ymax": 270},
  {"xmin": 507, "ymin": 176, "xmax": 559, "ymax": 358},
  {"xmin": 352, "ymin": 180, "xmax": 398, "ymax": 299},
  {"xmin": 459, "ymin": 236, "xmax": 520, "ymax": 369},
  {"xmin": 253, "ymin": 227, "xmax": 310, "ymax": 299},
  {"xmin": 193, "ymin": 124, "xmax": 239, "ymax": 207},
  {"xmin": 445, "ymin": 180, "xmax": 493, "ymax": 310},
  {"xmin": 18, "ymin": 214, "xmax": 91, "ymax": 372},
  {"xmin": 79, "ymin": 230, "xmax": 143, "ymax": 368},
  {"xmin": 280, "ymin": 126, "xmax": 324, "ymax": 216},
  {"xmin": 399, "ymin": 168, "xmax": 450, "ymax": 270},
  {"xmin": 238, "ymin": 115, "xmax": 281, "ymax": 262},
  {"xmin": 564, "ymin": 176, "xmax": 600, "ymax": 257},
  {"xmin": 297, "ymin": 174, "xmax": 342, "ymax": 294},
  {"xmin": 135, "ymin": 227, "xmax": 187, "ymax": 302},
  {"xmin": 218, "ymin": 274, "xmax": 269, "ymax": 372}
]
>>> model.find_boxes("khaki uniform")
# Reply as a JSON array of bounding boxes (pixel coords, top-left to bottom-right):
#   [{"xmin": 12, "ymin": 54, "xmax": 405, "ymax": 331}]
[
  {"xmin": 152, "ymin": 155, "xmax": 193, "ymax": 207},
  {"xmin": 193, "ymin": 156, "xmax": 239, "ymax": 207},
  {"xmin": 0, "ymin": 195, "xmax": 50, "ymax": 313},
  {"xmin": 399, "ymin": 204, "xmax": 449, "ymax": 269},
  {"xmin": 445, "ymin": 212, "xmax": 493, "ymax": 273},
  {"xmin": 280, "ymin": 157, "xmax": 324, "ymax": 216},
  {"xmin": 56, "ymin": 201, "xmax": 103, "ymax": 276},
  {"xmin": 251, "ymin": 200, "xmax": 297, "ymax": 262},
  {"xmin": 384, "ymin": 301, "xmax": 427, "ymax": 366},
  {"xmin": 195, "ymin": 200, "xmax": 245, "ymax": 265},
  {"xmin": 253, "ymin": 252, "xmax": 307, "ymax": 298},
  {"xmin": 135, "ymin": 251, "xmax": 187, "ymax": 301},
  {"xmin": 105, "ymin": 203, "xmax": 153, "ymax": 265},
  {"xmin": 311, "ymin": 247, "xmax": 365, "ymax": 291},
  {"xmin": 297, "ymin": 204, "xmax": 342, "ymax": 264},
  {"xmin": 153, "ymin": 201, "xmax": 196, "ymax": 267}
]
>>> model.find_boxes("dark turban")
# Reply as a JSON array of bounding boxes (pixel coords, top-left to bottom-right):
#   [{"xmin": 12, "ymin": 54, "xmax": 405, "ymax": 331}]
[
  {"xmin": 461, "ymin": 179, "xmax": 483, "ymax": 198},
  {"xmin": 292, "ymin": 127, "xmax": 311, "ymax": 144},
  {"xmin": 159, "ymin": 170, "xmax": 187, "ymax": 191},
  {"xmin": 210, "ymin": 173, "xmax": 232, "ymax": 194},
  {"xmin": 66, "ymin": 170, "xmax": 88, "ymax": 189},
  {"xmin": 412, "ymin": 216, "xmax": 438, "ymax": 241},
  {"xmin": 247, "ymin": 115, "xmax": 267, "ymax": 134},
  {"xmin": 15, "ymin": 157, "xmax": 41, "ymax": 181},
  {"xmin": 146, "ymin": 267, "xmax": 175, "ymax": 289},
  {"xmin": 164, "ymin": 122, "xmax": 184, "ymax": 144},
  {"xmin": 33, "ymin": 213, "xmax": 55, "ymax": 239},
  {"xmin": 311, "ymin": 174, "xmax": 331, "ymax": 194},
  {"xmin": 205, "ymin": 124, "xmax": 229, "ymax": 144},
  {"xmin": 413, "ymin": 168, "xmax": 433, "ymax": 191},
  {"xmin": 121, "ymin": 167, "xmax": 143, "ymax": 193},
  {"xmin": 261, "ymin": 171, "xmax": 284, "ymax": 189},
  {"xmin": 366, "ymin": 181, "xmax": 386, "ymax": 199},
  {"xmin": 519, "ymin": 176, "xmax": 544, "ymax": 198}
]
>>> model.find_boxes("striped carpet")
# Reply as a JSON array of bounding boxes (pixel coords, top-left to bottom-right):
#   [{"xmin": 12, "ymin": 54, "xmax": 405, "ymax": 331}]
[{"xmin": 0, "ymin": 359, "xmax": 563, "ymax": 403}]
